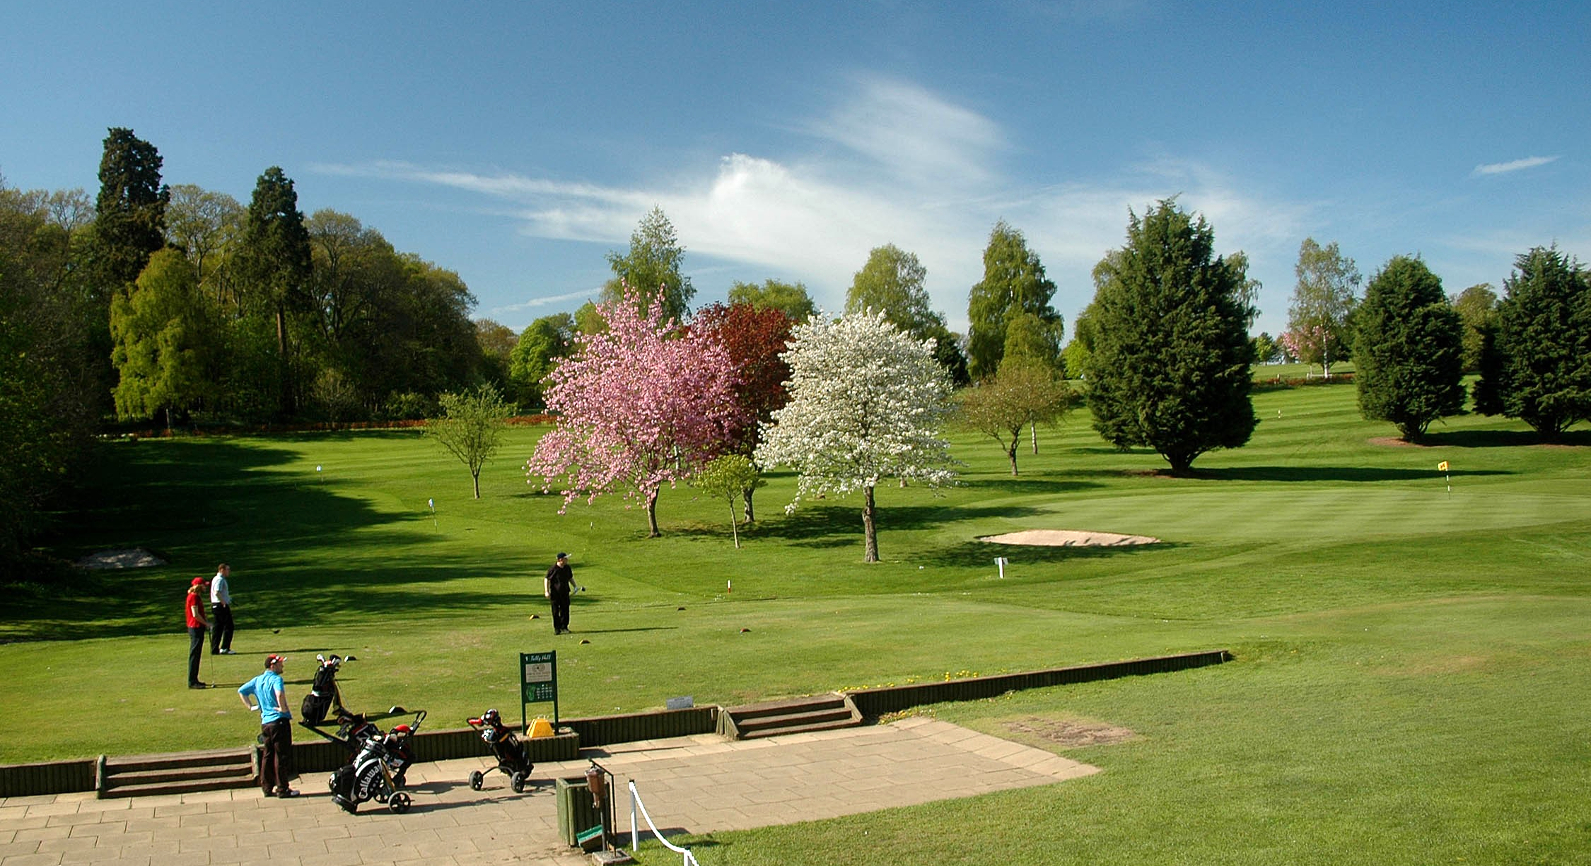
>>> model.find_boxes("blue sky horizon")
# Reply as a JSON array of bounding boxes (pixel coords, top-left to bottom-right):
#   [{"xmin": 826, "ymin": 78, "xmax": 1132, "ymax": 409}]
[{"xmin": 4, "ymin": 1, "xmax": 1586, "ymax": 338}]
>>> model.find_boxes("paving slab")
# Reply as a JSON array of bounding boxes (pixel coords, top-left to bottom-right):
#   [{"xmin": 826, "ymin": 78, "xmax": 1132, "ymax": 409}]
[{"xmin": 0, "ymin": 719, "xmax": 1095, "ymax": 865}]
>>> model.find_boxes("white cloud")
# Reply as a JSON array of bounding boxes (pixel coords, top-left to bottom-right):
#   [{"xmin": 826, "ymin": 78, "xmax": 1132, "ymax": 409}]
[
  {"xmin": 314, "ymin": 79, "xmax": 1307, "ymax": 332},
  {"xmin": 1472, "ymin": 155, "xmax": 1560, "ymax": 176},
  {"xmin": 801, "ymin": 76, "xmax": 1006, "ymax": 190},
  {"xmin": 486, "ymin": 288, "xmax": 599, "ymax": 318}
]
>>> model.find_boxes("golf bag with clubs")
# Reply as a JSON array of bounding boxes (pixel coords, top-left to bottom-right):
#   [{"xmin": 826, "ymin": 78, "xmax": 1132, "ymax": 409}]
[
  {"xmin": 329, "ymin": 710, "xmax": 425, "ymax": 814},
  {"xmin": 300, "ymin": 654, "xmax": 348, "ymax": 726},
  {"xmin": 465, "ymin": 708, "xmax": 534, "ymax": 792}
]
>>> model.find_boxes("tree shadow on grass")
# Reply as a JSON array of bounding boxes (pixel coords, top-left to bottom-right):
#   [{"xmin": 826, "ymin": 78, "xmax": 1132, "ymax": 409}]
[
  {"xmin": 957, "ymin": 475, "xmax": 1106, "ymax": 496},
  {"xmin": 1416, "ymin": 428, "xmax": 1591, "ymax": 449},
  {"xmin": 1189, "ymin": 466, "xmax": 1511, "ymax": 483},
  {"xmin": 5, "ymin": 553, "xmax": 540, "ymax": 642},
  {"xmin": 668, "ymin": 502, "xmax": 1050, "ymax": 549},
  {"xmin": 7, "ymin": 438, "xmax": 525, "ymax": 641}
]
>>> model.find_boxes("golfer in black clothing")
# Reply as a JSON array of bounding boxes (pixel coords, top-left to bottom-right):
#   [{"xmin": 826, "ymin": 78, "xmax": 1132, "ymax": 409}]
[{"xmin": 544, "ymin": 552, "xmax": 574, "ymax": 634}]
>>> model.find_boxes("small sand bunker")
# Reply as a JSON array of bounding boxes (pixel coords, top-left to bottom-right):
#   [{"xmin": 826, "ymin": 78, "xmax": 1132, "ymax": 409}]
[
  {"xmin": 978, "ymin": 529, "xmax": 1159, "ymax": 547},
  {"xmin": 75, "ymin": 548, "xmax": 166, "ymax": 569}
]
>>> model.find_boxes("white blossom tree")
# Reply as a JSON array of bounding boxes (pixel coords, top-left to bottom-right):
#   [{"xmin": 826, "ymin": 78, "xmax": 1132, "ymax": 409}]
[{"xmin": 755, "ymin": 310, "xmax": 957, "ymax": 562}]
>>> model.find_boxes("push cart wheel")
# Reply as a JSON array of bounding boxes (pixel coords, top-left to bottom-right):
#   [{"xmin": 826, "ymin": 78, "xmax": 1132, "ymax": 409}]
[
  {"xmin": 510, "ymin": 772, "xmax": 525, "ymax": 793},
  {"xmin": 469, "ymin": 770, "xmax": 484, "ymax": 791},
  {"xmin": 388, "ymin": 792, "xmax": 411, "ymax": 814}
]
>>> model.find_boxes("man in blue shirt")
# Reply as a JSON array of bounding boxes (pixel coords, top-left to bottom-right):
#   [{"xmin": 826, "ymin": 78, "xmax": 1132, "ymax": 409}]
[{"xmin": 238, "ymin": 654, "xmax": 299, "ymax": 798}]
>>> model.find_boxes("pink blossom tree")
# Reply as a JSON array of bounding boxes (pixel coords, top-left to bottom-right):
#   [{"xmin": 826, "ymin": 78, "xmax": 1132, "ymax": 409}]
[{"xmin": 526, "ymin": 286, "xmax": 743, "ymax": 537}]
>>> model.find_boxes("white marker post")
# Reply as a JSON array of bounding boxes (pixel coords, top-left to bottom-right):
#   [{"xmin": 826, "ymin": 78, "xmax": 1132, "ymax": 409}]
[
  {"xmin": 995, "ymin": 557, "xmax": 1008, "ymax": 579},
  {"xmin": 428, "ymin": 498, "xmax": 437, "ymax": 531}
]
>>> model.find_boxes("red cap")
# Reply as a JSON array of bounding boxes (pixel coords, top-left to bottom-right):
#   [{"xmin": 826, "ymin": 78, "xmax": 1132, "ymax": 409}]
[{"xmin": 192, "ymin": 577, "xmax": 207, "ymax": 586}]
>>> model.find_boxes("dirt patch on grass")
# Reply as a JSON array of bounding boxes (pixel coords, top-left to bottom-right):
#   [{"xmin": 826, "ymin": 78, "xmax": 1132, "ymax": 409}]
[
  {"xmin": 74, "ymin": 548, "xmax": 166, "ymax": 569},
  {"xmin": 1002, "ymin": 715, "xmax": 1136, "ymax": 747},
  {"xmin": 979, "ymin": 529, "xmax": 1159, "ymax": 546},
  {"xmin": 1386, "ymin": 654, "xmax": 1490, "ymax": 676}
]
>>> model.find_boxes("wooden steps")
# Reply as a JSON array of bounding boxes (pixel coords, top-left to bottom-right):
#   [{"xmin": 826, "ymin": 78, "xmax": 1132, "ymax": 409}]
[
  {"xmin": 100, "ymin": 748, "xmax": 256, "ymax": 798},
  {"xmin": 717, "ymin": 693, "xmax": 863, "ymax": 740}
]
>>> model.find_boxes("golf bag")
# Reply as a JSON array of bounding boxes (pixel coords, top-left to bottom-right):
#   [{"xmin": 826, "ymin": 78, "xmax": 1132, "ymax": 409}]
[
  {"xmin": 300, "ymin": 655, "xmax": 346, "ymax": 725},
  {"xmin": 330, "ymin": 711, "xmax": 425, "ymax": 814},
  {"xmin": 466, "ymin": 708, "xmax": 534, "ymax": 793}
]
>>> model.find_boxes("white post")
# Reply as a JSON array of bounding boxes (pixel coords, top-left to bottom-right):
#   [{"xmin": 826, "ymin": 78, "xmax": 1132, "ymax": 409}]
[
  {"xmin": 629, "ymin": 780, "xmax": 638, "ymax": 853},
  {"xmin": 995, "ymin": 557, "xmax": 1008, "ymax": 579}
]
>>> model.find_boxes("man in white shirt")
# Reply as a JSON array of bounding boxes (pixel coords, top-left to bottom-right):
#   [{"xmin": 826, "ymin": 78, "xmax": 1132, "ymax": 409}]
[{"xmin": 210, "ymin": 563, "xmax": 237, "ymax": 655}]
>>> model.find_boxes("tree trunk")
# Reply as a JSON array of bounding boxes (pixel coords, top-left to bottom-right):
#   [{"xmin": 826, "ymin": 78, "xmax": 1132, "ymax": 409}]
[
  {"xmin": 471, "ymin": 471, "xmax": 481, "ymax": 499},
  {"xmin": 275, "ymin": 304, "xmax": 293, "ymax": 416},
  {"xmin": 861, "ymin": 484, "xmax": 878, "ymax": 562},
  {"xmin": 727, "ymin": 498, "xmax": 740, "ymax": 549},
  {"xmin": 1030, "ymin": 421, "xmax": 1039, "ymax": 454},
  {"xmin": 1007, "ymin": 441, "xmax": 1019, "ymax": 476},
  {"xmin": 741, "ymin": 487, "xmax": 756, "ymax": 523},
  {"xmin": 645, "ymin": 489, "xmax": 661, "ymax": 537}
]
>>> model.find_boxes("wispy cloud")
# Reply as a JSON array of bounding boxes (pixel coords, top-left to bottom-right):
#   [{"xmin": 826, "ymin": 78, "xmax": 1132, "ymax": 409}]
[
  {"xmin": 313, "ymin": 78, "xmax": 1304, "ymax": 330},
  {"xmin": 801, "ymin": 76, "xmax": 1006, "ymax": 190},
  {"xmin": 1472, "ymin": 155, "xmax": 1559, "ymax": 176},
  {"xmin": 486, "ymin": 288, "xmax": 600, "ymax": 317}
]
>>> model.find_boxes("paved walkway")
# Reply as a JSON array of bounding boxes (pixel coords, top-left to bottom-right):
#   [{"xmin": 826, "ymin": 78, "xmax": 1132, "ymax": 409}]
[{"xmin": 0, "ymin": 718, "xmax": 1097, "ymax": 865}]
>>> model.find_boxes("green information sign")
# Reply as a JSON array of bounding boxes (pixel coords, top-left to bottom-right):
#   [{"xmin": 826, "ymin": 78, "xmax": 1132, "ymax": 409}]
[{"xmin": 519, "ymin": 651, "xmax": 558, "ymax": 731}]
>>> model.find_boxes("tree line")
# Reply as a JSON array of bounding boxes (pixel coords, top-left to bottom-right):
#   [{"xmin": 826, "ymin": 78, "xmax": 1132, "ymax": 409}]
[
  {"xmin": 2, "ymin": 128, "xmax": 486, "ymax": 569},
  {"xmin": 6, "ymin": 129, "xmax": 1588, "ymax": 571}
]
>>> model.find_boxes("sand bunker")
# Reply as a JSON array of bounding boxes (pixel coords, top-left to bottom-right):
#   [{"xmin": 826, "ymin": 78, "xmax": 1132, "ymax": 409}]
[
  {"xmin": 74, "ymin": 548, "xmax": 166, "ymax": 569},
  {"xmin": 978, "ymin": 529, "xmax": 1159, "ymax": 547}
]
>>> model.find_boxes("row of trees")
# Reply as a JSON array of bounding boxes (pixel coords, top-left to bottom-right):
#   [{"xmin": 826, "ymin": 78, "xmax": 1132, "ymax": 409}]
[
  {"xmin": 1, "ymin": 129, "xmax": 489, "ymax": 571},
  {"xmin": 512, "ymin": 284, "xmax": 955, "ymax": 561},
  {"xmin": 1277, "ymin": 238, "xmax": 1522, "ymax": 381},
  {"xmin": 1273, "ymin": 236, "xmax": 1589, "ymax": 441}
]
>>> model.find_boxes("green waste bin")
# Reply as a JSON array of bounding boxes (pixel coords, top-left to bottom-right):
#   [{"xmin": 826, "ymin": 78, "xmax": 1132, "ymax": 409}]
[{"xmin": 555, "ymin": 776, "xmax": 611, "ymax": 847}]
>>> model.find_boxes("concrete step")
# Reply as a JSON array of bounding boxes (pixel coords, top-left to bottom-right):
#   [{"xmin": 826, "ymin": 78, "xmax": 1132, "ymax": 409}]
[
  {"xmin": 101, "ymin": 747, "xmax": 257, "ymax": 798},
  {"xmin": 737, "ymin": 707, "xmax": 855, "ymax": 732},
  {"xmin": 106, "ymin": 776, "xmax": 259, "ymax": 798},
  {"xmin": 720, "ymin": 693, "xmax": 862, "ymax": 740},
  {"xmin": 728, "ymin": 695, "xmax": 849, "ymax": 719},
  {"xmin": 740, "ymin": 716, "xmax": 867, "ymax": 740},
  {"xmin": 105, "ymin": 761, "xmax": 255, "ymax": 788},
  {"xmin": 106, "ymin": 747, "xmax": 254, "ymax": 773}
]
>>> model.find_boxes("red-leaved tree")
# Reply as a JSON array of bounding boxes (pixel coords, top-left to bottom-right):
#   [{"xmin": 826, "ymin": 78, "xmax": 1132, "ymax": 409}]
[
  {"xmin": 526, "ymin": 287, "xmax": 743, "ymax": 536},
  {"xmin": 691, "ymin": 302, "xmax": 795, "ymax": 522}
]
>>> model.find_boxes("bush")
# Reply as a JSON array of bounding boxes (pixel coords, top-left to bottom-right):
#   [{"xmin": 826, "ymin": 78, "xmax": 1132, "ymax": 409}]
[{"xmin": 381, "ymin": 391, "xmax": 436, "ymax": 421}]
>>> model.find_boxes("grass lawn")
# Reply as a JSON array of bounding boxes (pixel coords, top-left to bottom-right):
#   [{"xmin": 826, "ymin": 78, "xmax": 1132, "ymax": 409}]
[{"xmin": 2, "ymin": 381, "xmax": 1588, "ymax": 864}]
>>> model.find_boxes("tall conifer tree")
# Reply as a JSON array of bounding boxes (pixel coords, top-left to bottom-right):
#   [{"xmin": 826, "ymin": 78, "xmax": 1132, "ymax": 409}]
[
  {"xmin": 1353, "ymin": 256, "xmax": 1464, "ymax": 441},
  {"xmin": 1084, "ymin": 200, "xmax": 1256, "ymax": 472}
]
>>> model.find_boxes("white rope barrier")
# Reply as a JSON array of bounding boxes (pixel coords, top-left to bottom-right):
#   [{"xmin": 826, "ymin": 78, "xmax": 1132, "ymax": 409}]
[{"xmin": 629, "ymin": 779, "xmax": 700, "ymax": 866}]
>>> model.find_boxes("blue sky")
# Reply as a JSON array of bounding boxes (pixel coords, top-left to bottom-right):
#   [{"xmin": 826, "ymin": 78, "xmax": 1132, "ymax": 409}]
[{"xmin": 4, "ymin": 1, "xmax": 1586, "ymax": 337}]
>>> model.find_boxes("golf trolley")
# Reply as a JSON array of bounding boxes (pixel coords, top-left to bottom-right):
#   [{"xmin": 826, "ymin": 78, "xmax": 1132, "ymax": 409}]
[
  {"xmin": 466, "ymin": 708, "xmax": 535, "ymax": 793},
  {"xmin": 327, "ymin": 709, "xmax": 426, "ymax": 814}
]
